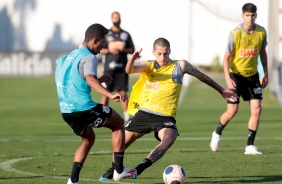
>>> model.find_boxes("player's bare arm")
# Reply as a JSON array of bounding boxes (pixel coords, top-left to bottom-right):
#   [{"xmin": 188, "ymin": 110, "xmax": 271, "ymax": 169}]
[
  {"xmin": 98, "ymin": 75, "xmax": 113, "ymax": 85},
  {"xmin": 260, "ymin": 48, "xmax": 268, "ymax": 88},
  {"xmin": 223, "ymin": 52, "xmax": 236, "ymax": 89},
  {"xmin": 86, "ymin": 74, "xmax": 125, "ymax": 102},
  {"xmin": 125, "ymin": 48, "xmax": 147, "ymax": 74},
  {"xmin": 180, "ymin": 60, "xmax": 238, "ymax": 101}
]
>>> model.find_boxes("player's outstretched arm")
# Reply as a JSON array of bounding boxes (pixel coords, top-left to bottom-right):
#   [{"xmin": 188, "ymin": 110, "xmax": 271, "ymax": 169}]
[
  {"xmin": 125, "ymin": 48, "xmax": 147, "ymax": 74},
  {"xmin": 85, "ymin": 74, "xmax": 125, "ymax": 102},
  {"xmin": 180, "ymin": 60, "xmax": 238, "ymax": 101}
]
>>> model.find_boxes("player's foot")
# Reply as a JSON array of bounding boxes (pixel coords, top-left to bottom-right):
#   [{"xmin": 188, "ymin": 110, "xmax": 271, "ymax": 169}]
[
  {"xmin": 244, "ymin": 145, "xmax": 263, "ymax": 155},
  {"xmin": 67, "ymin": 178, "xmax": 82, "ymax": 184},
  {"xmin": 132, "ymin": 173, "xmax": 138, "ymax": 179},
  {"xmin": 99, "ymin": 167, "xmax": 114, "ymax": 181},
  {"xmin": 210, "ymin": 131, "xmax": 220, "ymax": 152},
  {"xmin": 113, "ymin": 167, "xmax": 137, "ymax": 181}
]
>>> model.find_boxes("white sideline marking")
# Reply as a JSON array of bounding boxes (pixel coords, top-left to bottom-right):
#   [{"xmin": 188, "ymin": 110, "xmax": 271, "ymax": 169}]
[{"xmin": 0, "ymin": 157, "xmax": 137, "ymax": 184}]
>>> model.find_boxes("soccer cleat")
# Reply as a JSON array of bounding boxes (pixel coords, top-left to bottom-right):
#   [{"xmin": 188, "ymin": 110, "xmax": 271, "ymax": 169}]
[
  {"xmin": 244, "ymin": 145, "xmax": 263, "ymax": 155},
  {"xmin": 132, "ymin": 173, "xmax": 138, "ymax": 179},
  {"xmin": 67, "ymin": 178, "xmax": 83, "ymax": 184},
  {"xmin": 210, "ymin": 131, "xmax": 221, "ymax": 152},
  {"xmin": 99, "ymin": 167, "xmax": 114, "ymax": 181},
  {"xmin": 113, "ymin": 167, "xmax": 137, "ymax": 181}
]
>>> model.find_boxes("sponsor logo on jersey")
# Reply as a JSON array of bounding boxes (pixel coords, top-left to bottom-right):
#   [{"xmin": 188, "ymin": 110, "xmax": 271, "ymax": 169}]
[
  {"xmin": 60, "ymin": 102, "xmax": 74, "ymax": 110},
  {"xmin": 144, "ymin": 81, "xmax": 160, "ymax": 92},
  {"xmin": 239, "ymin": 48, "xmax": 258, "ymax": 58}
]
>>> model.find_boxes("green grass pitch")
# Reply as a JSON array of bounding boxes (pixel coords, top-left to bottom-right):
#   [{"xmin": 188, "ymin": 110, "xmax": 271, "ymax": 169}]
[{"xmin": 0, "ymin": 74, "xmax": 281, "ymax": 184}]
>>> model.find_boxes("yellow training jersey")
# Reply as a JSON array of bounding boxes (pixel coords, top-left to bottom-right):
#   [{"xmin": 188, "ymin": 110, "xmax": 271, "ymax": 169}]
[
  {"xmin": 127, "ymin": 60, "xmax": 182, "ymax": 117},
  {"xmin": 229, "ymin": 24, "xmax": 266, "ymax": 77}
]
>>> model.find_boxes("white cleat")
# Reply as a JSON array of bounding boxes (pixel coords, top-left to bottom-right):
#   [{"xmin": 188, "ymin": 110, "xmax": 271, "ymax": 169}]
[
  {"xmin": 244, "ymin": 145, "xmax": 263, "ymax": 155},
  {"xmin": 67, "ymin": 178, "xmax": 83, "ymax": 184},
  {"xmin": 113, "ymin": 167, "xmax": 137, "ymax": 181},
  {"xmin": 210, "ymin": 131, "xmax": 221, "ymax": 152}
]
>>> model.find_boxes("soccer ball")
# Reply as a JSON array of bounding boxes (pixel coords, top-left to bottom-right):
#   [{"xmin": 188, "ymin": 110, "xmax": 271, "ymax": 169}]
[{"xmin": 163, "ymin": 164, "xmax": 186, "ymax": 184}]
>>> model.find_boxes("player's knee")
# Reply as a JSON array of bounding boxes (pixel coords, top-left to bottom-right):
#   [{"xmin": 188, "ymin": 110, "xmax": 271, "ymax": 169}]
[
  {"xmin": 252, "ymin": 105, "xmax": 262, "ymax": 116},
  {"xmin": 82, "ymin": 137, "xmax": 95, "ymax": 147},
  {"xmin": 227, "ymin": 109, "xmax": 238, "ymax": 118}
]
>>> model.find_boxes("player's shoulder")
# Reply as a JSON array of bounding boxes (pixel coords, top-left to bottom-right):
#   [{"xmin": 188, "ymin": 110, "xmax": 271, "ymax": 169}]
[
  {"xmin": 120, "ymin": 28, "xmax": 131, "ymax": 34},
  {"xmin": 177, "ymin": 59, "xmax": 189, "ymax": 64},
  {"xmin": 231, "ymin": 24, "xmax": 242, "ymax": 33},
  {"xmin": 177, "ymin": 59, "xmax": 192, "ymax": 70},
  {"xmin": 256, "ymin": 24, "xmax": 266, "ymax": 32},
  {"xmin": 80, "ymin": 54, "xmax": 95, "ymax": 64}
]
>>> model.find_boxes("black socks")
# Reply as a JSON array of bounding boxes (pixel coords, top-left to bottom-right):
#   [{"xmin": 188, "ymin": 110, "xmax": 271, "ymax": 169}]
[
  {"xmin": 215, "ymin": 121, "xmax": 226, "ymax": 135},
  {"xmin": 114, "ymin": 152, "xmax": 124, "ymax": 174},
  {"xmin": 135, "ymin": 158, "xmax": 152, "ymax": 175},
  {"xmin": 70, "ymin": 162, "xmax": 83, "ymax": 183},
  {"xmin": 247, "ymin": 129, "xmax": 257, "ymax": 146}
]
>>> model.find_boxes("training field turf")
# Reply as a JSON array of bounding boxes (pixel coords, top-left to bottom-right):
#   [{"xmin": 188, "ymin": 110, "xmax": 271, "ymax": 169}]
[{"xmin": 0, "ymin": 74, "xmax": 282, "ymax": 184}]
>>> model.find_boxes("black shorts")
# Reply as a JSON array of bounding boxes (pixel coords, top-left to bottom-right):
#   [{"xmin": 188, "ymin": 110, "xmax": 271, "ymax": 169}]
[
  {"xmin": 104, "ymin": 72, "xmax": 129, "ymax": 92},
  {"xmin": 228, "ymin": 72, "xmax": 263, "ymax": 104},
  {"xmin": 61, "ymin": 104, "xmax": 112, "ymax": 136},
  {"xmin": 125, "ymin": 110, "xmax": 179, "ymax": 141}
]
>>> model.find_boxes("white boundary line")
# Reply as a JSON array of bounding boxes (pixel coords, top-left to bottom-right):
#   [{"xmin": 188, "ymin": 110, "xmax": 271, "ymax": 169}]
[
  {"xmin": 0, "ymin": 157, "xmax": 138, "ymax": 184},
  {"xmin": 0, "ymin": 147, "xmax": 281, "ymax": 183}
]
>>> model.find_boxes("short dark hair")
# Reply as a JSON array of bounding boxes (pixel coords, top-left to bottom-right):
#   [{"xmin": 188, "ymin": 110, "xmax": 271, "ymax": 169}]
[
  {"xmin": 153, "ymin": 37, "xmax": 170, "ymax": 50},
  {"xmin": 111, "ymin": 11, "xmax": 120, "ymax": 18},
  {"xmin": 242, "ymin": 3, "xmax": 257, "ymax": 13},
  {"xmin": 84, "ymin": 23, "xmax": 109, "ymax": 42}
]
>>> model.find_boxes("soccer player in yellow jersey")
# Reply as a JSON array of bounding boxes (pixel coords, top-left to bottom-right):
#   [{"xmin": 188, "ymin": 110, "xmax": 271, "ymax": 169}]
[
  {"xmin": 210, "ymin": 3, "xmax": 268, "ymax": 155},
  {"xmin": 99, "ymin": 37, "xmax": 238, "ymax": 181}
]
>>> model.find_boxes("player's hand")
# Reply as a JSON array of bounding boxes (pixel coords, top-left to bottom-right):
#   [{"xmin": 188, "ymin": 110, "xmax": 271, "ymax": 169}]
[
  {"xmin": 261, "ymin": 75, "xmax": 268, "ymax": 88},
  {"xmin": 98, "ymin": 75, "xmax": 113, "ymax": 85},
  {"xmin": 111, "ymin": 93, "xmax": 127, "ymax": 102},
  {"xmin": 131, "ymin": 48, "xmax": 142, "ymax": 61},
  {"xmin": 226, "ymin": 78, "xmax": 236, "ymax": 90},
  {"xmin": 222, "ymin": 89, "xmax": 238, "ymax": 102}
]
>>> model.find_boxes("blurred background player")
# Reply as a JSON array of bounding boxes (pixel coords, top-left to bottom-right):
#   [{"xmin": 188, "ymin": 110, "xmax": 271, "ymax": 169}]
[
  {"xmin": 100, "ymin": 11, "xmax": 135, "ymax": 123},
  {"xmin": 99, "ymin": 37, "xmax": 238, "ymax": 181},
  {"xmin": 209, "ymin": 3, "xmax": 268, "ymax": 155},
  {"xmin": 55, "ymin": 23, "xmax": 136, "ymax": 184}
]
